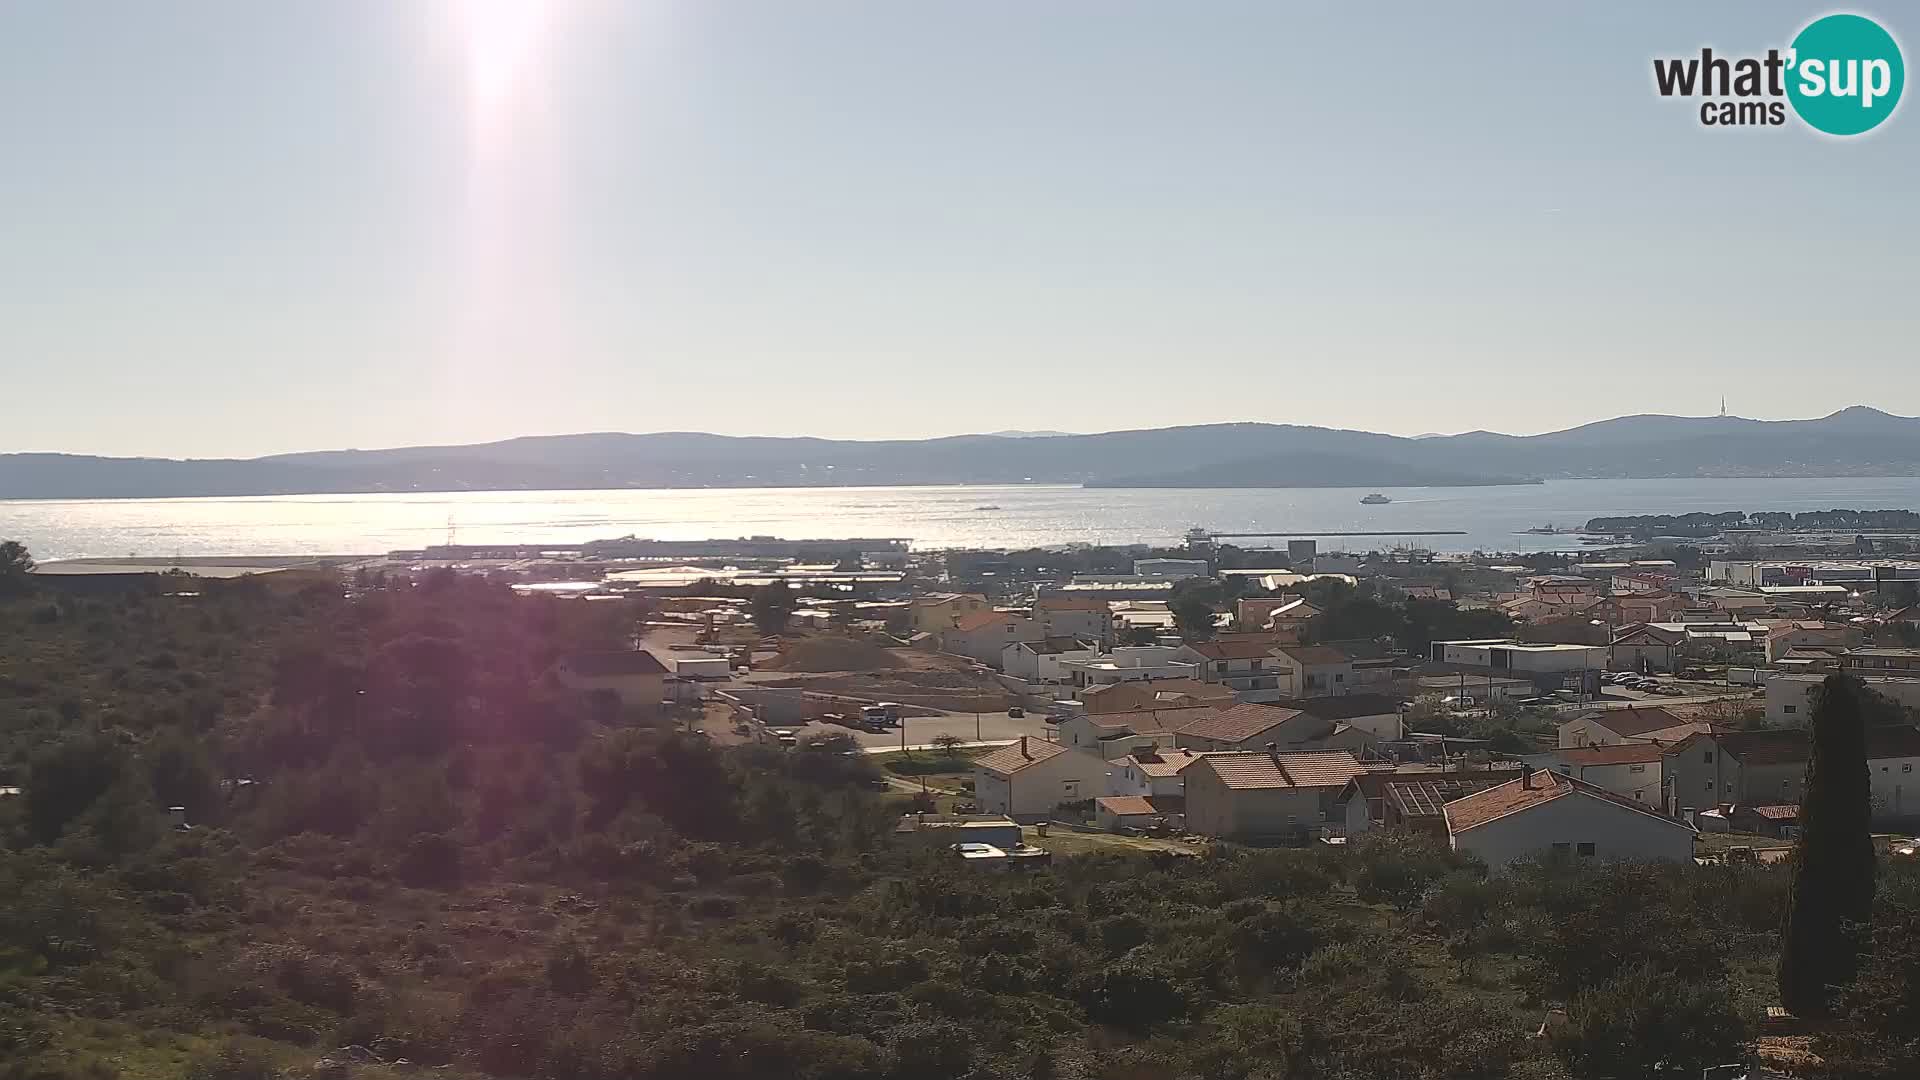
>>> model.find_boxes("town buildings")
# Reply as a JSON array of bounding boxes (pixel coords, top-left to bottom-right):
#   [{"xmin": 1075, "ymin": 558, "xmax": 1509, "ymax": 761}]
[
  {"xmin": 1443, "ymin": 769, "xmax": 1697, "ymax": 869},
  {"xmin": 555, "ymin": 651, "xmax": 668, "ymax": 711},
  {"xmin": 1184, "ymin": 749, "xmax": 1368, "ymax": 841},
  {"xmin": 1175, "ymin": 638, "xmax": 1291, "ymax": 701},
  {"xmin": 1001, "ymin": 637, "xmax": 1099, "ymax": 684},
  {"xmin": 1664, "ymin": 726, "xmax": 1920, "ymax": 826},
  {"xmin": 972, "ymin": 737, "xmax": 1103, "ymax": 821},
  {"xmin": 1555, "ymin": 706, "xmax": 1710, "ymax": 749}
]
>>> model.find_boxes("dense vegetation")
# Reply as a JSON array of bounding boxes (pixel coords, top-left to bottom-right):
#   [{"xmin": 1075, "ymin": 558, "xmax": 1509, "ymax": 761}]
[{"xmin": 4, "ymin": 554, "xmax": 1920, "ymax": 1078}]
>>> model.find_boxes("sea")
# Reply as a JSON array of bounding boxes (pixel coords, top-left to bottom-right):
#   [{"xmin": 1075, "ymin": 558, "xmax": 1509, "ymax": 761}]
[{"xmin": 10, "ymin": 477, "xmax": 1920, "ymax": 562}]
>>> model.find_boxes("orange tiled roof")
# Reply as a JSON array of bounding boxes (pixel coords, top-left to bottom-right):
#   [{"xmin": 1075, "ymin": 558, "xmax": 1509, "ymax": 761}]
[
  {"xmin": 1443, "ymin": 771, "xmax": 1693, "ymax": 834},
  {"xmin": 1176, "ymin": 703, "xmax": 1308, "ymax": 744},
  {"xmin": 973, "ymin": 736, "xmax": 1071, "ymax": 776},
  {"xmin": 1195, "ymin": 749, "xmax": 1366, "ymax": 791}
]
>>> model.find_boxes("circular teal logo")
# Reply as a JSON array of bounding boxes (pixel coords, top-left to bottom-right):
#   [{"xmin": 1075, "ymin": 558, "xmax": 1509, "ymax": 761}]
[{"xmin": 1786, "ymin": 14, "xmax": 1904, "ymax": 135}]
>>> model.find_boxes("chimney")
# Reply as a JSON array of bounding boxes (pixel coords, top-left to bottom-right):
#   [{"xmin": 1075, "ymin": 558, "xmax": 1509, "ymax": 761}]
[
  {"xmin": 1521, "ymin": 763, "xmax": 1534, "ymax": 789},
  {"xmin": 1266, "ymin": 741, "xmax": 1280, "ymax": 763},
  {"xmin": 1020, "ymin": 736, "xmax": 1031, "ymax": 760}
]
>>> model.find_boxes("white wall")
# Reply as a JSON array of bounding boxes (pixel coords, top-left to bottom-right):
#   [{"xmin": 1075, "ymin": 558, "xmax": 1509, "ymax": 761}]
[
  {"xmin": 974, "ymin": 750, "xmax": 1105, "ymax": 819},
  {"xmin": 1871, "ymin": 755, "xmax": 1920, "ymax": 822},
  {"xmin": 1573, "ymin": 761, "xmax": 1663, "ymax": 804},
  {"xmin": 1453, "ymin": 789, "xmax": 1694, "ymax": 869}
]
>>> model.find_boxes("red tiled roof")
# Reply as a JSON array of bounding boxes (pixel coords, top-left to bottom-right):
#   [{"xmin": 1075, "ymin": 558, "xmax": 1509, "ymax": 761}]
[
  {"xmin": 1558, "ymin": 744, "xmax": 1668, "ymax": 766},
  {"xmin": 1194, "ymin": 749, "xmax": 1366, "ymax": 791},
  {"xmin": 1085, "ymin": 705, "xmax": 1214, "ymax": 736},
  {"xmin": 1184, "ymin": 638, "xmax": 1281, "ymax": 661},
  {"xmin": 1177, "ymin": 702, "xmax": 1309, "ymax": 744},
  {"xmin": 1589, "ymin": 707, "xmax": 1689, "ymax": 738},
  {"xmin": 973, "ymin": 736, "xmax": 1071, "ymax": 776},
  {"xmin": 1611, "ymin": 623, "xmax": 1685, "ymax": 647},
  {"xmin": 1094, "ymin": 795, "xmax": 1183, "ymax": 816},
  {"xmin": 1121, "ymin": 748, "xmax": 1215, "ymax": 777},
  {"xmin": 1444, "ymin": 771, "xmax": 1693, "ymax": 835},
  {"xmin": 1745, "ymin": 804, "xmax": 1801, "ymax": 821},
  {"xmin": 1082, "ymin": 678, "xmax": 1234, "ymax": 712},
  {"xmin": 1275, "ymin": 645, "xmax": 1352, "ymax": 666}
]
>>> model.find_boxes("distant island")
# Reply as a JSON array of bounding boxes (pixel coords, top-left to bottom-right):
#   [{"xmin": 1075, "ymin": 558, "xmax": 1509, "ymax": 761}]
[
  {"xmin": 1085, "ymin": 452, "xmax": 1538, "ymax": 488},
  {"xmin": 1586, "ymin": 508, "xmax": 1920, "ymax": 537},
  {"xmin": 5, "ymin": 406, "xmax": 1920, "ymax": 500}
]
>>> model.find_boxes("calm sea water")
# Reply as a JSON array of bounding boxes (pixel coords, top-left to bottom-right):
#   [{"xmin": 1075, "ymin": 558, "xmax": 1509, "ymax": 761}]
[{"xmin": 9, "ymin": 478, "xmax": 1920, "ymax": 561}]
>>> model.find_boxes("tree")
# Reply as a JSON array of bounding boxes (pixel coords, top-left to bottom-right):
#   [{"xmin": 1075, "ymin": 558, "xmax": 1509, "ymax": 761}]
[
  {"xmin": 0, "ymin": 540, "xmax": 32, "ymax": 594},
  {"xmin": 1780, "ymin": 674, "xmax": 1878, "ymax": 1016},
  {"xmin": 750, "ymin": 585, "xmax": 795, "ymax": 635},
  {"xmin": 930, "ymin": 733, "xmax": 964, "ymax": 758},
  {"xmin": 1171, "ymin": 579, "xmax": 1224, "ymax": 642},
  {"xmin": 1119, "ymin": 624, "xmax": 1159, "ymax": 646}
]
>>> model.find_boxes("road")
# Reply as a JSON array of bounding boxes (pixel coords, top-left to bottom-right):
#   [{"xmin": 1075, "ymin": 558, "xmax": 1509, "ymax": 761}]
[{"xmin": 797, "ymin": 708, "xmax": 1049, "ymax": 751}]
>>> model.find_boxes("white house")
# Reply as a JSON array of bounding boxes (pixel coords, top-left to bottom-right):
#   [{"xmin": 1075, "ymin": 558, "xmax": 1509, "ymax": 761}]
[
  {"xmin": 940, "ymin": 610, "xmax": 1045, "ymax": 668},
  {"xmin": 972, "ymin": 737, "xmax": 1104, "ymax": 821},
  {"xmin": 1057, "ymin": 646, "xmax": 1201, "ymax": 688},
  {"xmin": 1175, "ymin": 638, "xmax": 1290, "ymax": 701},
  {"xmin": 1106, "ymin": 747, "xmax": 1216, "ymax": 797},
  {"xmin": 1443, "ymin": 768, "xmax": 1696, "ymax": 869},
  {"xmin": 1056, "ymin": 707, "xmax": 1208, "ymax": 760},
  {"xmin": 1271, "ymin": 645, "xmax": 1355, "ymax": 697},
  {"xmin": 1536, "ymin": 744, "xmax": 1666, "ymax": 804},
  {"xmin": 1555, "ymin": 706, "xmax": 1710, "ymax": 749},
  {"xmin": 1033, "ymin": 594, "xmax": 1116, "ymax": 648},
  {"xmin": 1001, "ymin": 637, "xmax": 1099, "ymax": 684}
]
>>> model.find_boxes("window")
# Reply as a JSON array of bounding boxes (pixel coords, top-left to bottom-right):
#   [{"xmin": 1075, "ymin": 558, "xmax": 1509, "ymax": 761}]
[
  {"xmin": 1784, "ymin": 704, "xmax": 1798, "ymax": 714},
  {"xmin": 1706, "ymin": 780, "xmax": 1715, "ymax": 791},
  {"xmin": 1577, "ymin": 842, "xmax": 1596, "ymax": 857},
  {"xmin": 1551, "ymin": 842, "xmax": 1571, "ymax": 855},
  {"xmin": 1905, "ymin": 764, "xmax": 1914, "ymax": 774},
  {"xmin": 1335, "ymin": 673, "xmax": 1346, "ymax": 682},
  {"xmin": 1215, "ymin": 661, "xmax": 1228, "ymax": 673},
  {"xmin": 1250, "ymin": 659, "xmax": 1264, "ymax": 671},
  {"xmin": 1703, "ymin": 751, "xmax": 1714, "ymax": 764},
  {"xmin": 1629, "ymin": 764, "xmax": 1646, "ymax": 773},
  {"xmin": 1062, "ymin": 780, "xmax": 1079, "ymax": 799}
]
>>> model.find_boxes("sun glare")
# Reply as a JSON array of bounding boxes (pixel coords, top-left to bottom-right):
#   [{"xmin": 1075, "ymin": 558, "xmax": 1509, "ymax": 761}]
[{"xmin": 453, "ymin": 0, "xmax": 556, "ymax": 154}]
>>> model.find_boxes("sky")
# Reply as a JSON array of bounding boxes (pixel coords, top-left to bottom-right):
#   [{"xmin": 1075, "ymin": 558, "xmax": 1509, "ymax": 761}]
[{"xmin": 2, "ymin": 1, "xmax": 1916, "ymax": 458}]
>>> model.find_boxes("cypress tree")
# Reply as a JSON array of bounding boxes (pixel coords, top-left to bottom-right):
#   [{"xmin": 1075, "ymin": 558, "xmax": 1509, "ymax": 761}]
[{"xmin": 1779, "ymin": 674, "xmax": 1878, "ymax": 1016}]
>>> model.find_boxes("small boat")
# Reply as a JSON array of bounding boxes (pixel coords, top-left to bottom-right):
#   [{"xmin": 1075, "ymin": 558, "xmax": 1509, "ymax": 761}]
[
  {"xmin": 1524, "ymin": 524, "xmax": 1557, "ymax": 535},
  {"xmin": 972, "ymin": 505, "xmax": 1002, "ymax": 511},
  {"xmin": 1360, "ymin": 493, "xmax": 1392, "ymax": 505}
]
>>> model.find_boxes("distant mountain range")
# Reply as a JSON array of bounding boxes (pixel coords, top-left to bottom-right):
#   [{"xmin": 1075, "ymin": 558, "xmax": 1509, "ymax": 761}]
[{"xmin": 7, "ymin": 407, "xmax": 1920, "ymax": 499}]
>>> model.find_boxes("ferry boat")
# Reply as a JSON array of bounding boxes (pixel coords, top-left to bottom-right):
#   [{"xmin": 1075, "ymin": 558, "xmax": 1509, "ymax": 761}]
[{"xmin": 1359, "ymin": 493, "xmax": 1392, "ymax": 505}]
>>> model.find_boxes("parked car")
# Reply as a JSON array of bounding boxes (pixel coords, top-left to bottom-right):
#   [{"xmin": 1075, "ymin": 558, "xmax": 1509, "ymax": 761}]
[
  {"xmin": 1517, "ymin": 696, "xmax": 1556, "ymax": 707},
  {"xmin": 1439, "ymin": 695, "xmax": 1478, "ymax": 710},
  {"xmin": 1007, "ymin": 706, "xmax": 1025, "ymax": 718}
]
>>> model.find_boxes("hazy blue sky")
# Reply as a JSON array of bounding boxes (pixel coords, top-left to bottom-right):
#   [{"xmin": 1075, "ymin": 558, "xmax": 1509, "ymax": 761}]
[{"xmin": 2, "ymin": 2, "xmax": 1915, "ymax": 457}]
